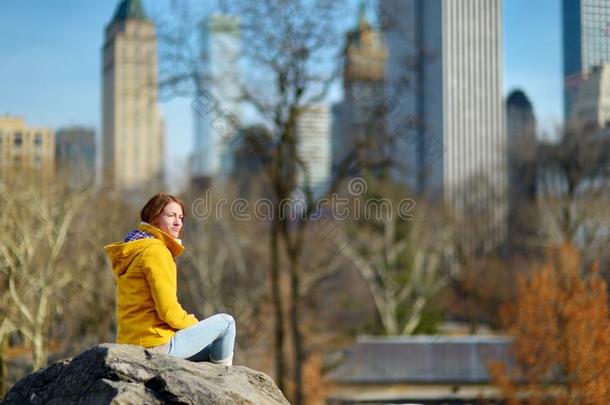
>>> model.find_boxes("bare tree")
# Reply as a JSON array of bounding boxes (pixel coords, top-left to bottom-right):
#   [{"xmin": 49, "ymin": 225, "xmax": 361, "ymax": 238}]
[
  {"xmin": 537, "ymin": 126, "xmax": 610, "ymax": 259},
  {"xmin": 57, "ymin": 192, "xmax": 138, "ymax": 351},
  {"xmin": 0, "ymin": 318, "xmax": 16, "ymax": 396},
  {"xmin": 334, "ymin": 181, "xmax": 451, "ymax": 335},
  {"xmin": 0, "ymin": 177, "xmax": 92, "ymax": 370}
]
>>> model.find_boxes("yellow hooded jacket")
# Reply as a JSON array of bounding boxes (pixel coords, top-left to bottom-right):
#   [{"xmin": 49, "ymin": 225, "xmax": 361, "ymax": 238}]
[{"xmin": 104, "ymin": 223, "xmax": 198, "ymax": 347}]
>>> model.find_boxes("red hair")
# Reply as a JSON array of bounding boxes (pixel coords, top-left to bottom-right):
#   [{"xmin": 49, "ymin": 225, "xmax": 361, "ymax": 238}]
[{"xmin": 140, "ymin": 192, "xmax": 186, "ymax": 225}]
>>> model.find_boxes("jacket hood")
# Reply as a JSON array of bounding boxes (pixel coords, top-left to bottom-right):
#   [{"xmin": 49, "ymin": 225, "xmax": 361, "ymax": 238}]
[{"xmin": 104, "ymin": 223, "xmax": 184, "ymax": 276}]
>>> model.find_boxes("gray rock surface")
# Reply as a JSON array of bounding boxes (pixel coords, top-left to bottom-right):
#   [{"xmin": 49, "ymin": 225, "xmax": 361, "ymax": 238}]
[{"xmin": 2, "ymin": 343, "xmax": 289, "ymax": 405}]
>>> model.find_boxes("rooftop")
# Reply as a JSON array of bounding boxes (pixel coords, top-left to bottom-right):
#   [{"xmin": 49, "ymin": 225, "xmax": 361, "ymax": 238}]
[
  {"xmin": 507, "ymin": 89, "xmax": 533, "ymax": 111},
  {"xmin": 329, "ymin": 335, "xmax": 514, "ymax": 384},
  {"xmin": 111, "ymin": 0, "xmax": 148, "ymax": 23}
]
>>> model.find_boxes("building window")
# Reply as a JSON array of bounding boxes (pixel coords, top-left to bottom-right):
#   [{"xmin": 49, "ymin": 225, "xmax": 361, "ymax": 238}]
[
  {"xmin": 14, "ymin": 132, "xmax": 23, "ymax": 146},
  {"xmin": 34, "ymin": 133, "xmax": 43, "ymax": 145}
]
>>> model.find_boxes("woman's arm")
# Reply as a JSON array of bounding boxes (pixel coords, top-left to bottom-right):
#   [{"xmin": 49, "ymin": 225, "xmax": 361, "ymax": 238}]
[{"xmin": 141, "ymin": 245, "xmax": 198, "ymax": 329}]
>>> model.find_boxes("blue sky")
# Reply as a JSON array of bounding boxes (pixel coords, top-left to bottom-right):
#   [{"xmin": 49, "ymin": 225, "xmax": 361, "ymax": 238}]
[
  {"xmin": 503, "ymin": 0, "xmax": 562, "ymax": 139},
  {"xmin": 0, "ymin": 0, "xmax": 562, "ymax": 178}
]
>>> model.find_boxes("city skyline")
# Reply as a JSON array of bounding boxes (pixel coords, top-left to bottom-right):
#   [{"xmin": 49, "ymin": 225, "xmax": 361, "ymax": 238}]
[{"xmin": 0, "ymin": 0, "xmax": 562, "ymax": 185}]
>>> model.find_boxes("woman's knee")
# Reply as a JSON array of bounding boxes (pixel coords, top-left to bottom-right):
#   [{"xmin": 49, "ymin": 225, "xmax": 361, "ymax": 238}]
[
  {"xmin": 218, "ymin": 313, "xmax": 235, "ymax": 331},
  {"xmin": 219, "ymin": 313, "xmax": 235, "ymax": 325}
]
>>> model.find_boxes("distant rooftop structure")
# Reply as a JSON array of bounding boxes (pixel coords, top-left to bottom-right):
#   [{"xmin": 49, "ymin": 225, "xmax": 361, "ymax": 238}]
[
  {"xmin": 329, "ymin": 335, "xmax": 513, "ymax": 384},
  {"xmin": 206, "ymin": 13, "xmax": 240, "ymax": 32},
  {"xmin": 111, "ymin": 0, "xmax": 148, "ymax": 23},
  {"xmin": 327, "ymin": 335, "xmax": 512, "ymax": 404},
  {"xmin": 357, "ymin": 0, "xmax": 371, "ymax": 30},
  {"xmin": 506, "ymin": 89, "xmax": 533, "ymax": 112}
]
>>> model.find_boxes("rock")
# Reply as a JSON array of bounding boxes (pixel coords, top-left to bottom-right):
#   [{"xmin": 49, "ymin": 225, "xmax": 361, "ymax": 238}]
[{"xmin": 2, "ymin": 343, "xmax": 289, "ymax": 405}]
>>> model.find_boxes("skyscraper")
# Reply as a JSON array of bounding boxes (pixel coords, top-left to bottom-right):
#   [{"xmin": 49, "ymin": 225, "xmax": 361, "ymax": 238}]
[
  {"xmin": 506, "ymin": 90, "xmax": 537, "ymax": 174},
  {"xmin": 333, "ymin": 2, "xmax": 388, "ymax": 174},
  {"xmin": 506, "ymin": 89, "xmax": 537, "ymax": 250},
  {"xmin": 381, "ymin": 0, "xmax": 506, "ymax": 247},
  {"xmin": 571, "ymin": 63, "xmax": 610, "ymax": 129},
  {"xmin": 563, "ymin": 0, "xmax": 610, "ymax": 121},
  {"xmin": 296, "ymin": 105, "xmax": 332, "ymax": 197},
  {"xmin": 102, "ymin": 0, "xmax": 164, "ymax": 191},
  {"xmin": 192, "ymin": 14, "xmax": 242, "ymax": 185}
]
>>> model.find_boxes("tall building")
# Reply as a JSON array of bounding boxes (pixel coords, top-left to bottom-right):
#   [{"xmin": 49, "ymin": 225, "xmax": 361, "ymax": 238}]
[
  {"xmin": 56, "ymin": 126, "xmax": 96, "ymax": 188},
  {"xmin": 0, "ymin": 115, "xmax": 54, "ymax": 176},
  {"xmin": 102, "ymin": 0, "xmax": 164, "ymax": 191},
  {"xmin": 191, "ymin": 14, "xmax": 242, "ymax": 185},
  {"xmin": 506, "ymin": 90, "xmax": 537, "ymax": 250},
  {"xmin": 506, "ymin": 90, "xmax": 537, "ymax": 180},
  {"xmin": 571, "ymin": 63, "xmax": 610, "ymax": 129},
  {"xmin": 381, "ymin": 0, "xmax": 507, "ymax": 248},
  {"xmin": 296, "ymin": 105, "xmax": 332, "ymax": 197},
  {"xmin": 333, "ymin": 2, "xmax": 388, "ymax": 175},
  {"xmin": 563, "ymin": 0, "xmax": 610, "ymax": 120}
]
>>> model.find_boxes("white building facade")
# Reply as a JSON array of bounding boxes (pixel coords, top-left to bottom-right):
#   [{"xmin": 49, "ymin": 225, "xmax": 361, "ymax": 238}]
[
  {"xmin": 381, "ymin": 0, "xmax": 507, "ymax": 248},
  {"xmin": 296, "ymin": 105, "xmax": 332, "ymax": 198},
  {"xmin": 571, "ymin": 63, "xmax": 610, "ymax": 129}
]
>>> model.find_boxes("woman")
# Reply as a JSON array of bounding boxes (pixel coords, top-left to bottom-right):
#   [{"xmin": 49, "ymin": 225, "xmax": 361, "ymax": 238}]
[{"xmin": 104, "ymin": 192, "xmax": 235, "ymax": 366}]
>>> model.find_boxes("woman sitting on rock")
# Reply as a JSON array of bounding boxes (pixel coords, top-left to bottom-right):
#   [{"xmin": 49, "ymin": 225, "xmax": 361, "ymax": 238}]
[{"xmin": 105, "ymin": 192, "xmax": 235, "ymax": 366}]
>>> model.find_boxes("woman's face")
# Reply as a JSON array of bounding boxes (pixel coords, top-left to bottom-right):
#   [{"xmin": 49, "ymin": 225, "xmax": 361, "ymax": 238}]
[{"xmin": 155, "ymin": 201, "xmax": 183, "ymax": 238}]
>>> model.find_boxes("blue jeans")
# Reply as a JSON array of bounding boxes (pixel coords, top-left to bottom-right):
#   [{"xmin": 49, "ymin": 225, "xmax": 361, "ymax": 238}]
[{"xmin": 168, "ymin": 313, "xmax": 236, "ymax": 362}]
